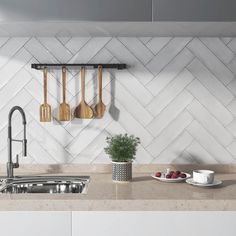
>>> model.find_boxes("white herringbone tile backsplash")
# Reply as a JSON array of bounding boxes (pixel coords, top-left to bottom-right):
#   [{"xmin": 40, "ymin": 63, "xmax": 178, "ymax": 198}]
[{"xmin": 0, "ymin": 36, "xmax": 236, "ymax": 164}]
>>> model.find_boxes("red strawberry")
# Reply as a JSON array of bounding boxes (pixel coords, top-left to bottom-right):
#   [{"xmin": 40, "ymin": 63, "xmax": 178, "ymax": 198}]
[{"xmin": 155, "ymin": 172, "xmax": 162, "ymax": 177}]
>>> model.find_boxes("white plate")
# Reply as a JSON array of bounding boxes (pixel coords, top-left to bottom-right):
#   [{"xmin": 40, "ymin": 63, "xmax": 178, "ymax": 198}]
[
  {"xmin": 186, "ymin": 178, "xmax": 222, "ymax": 187},
  {"xmin": 151, "ymin": 172, "xmax": 191, "ymax": 183}
]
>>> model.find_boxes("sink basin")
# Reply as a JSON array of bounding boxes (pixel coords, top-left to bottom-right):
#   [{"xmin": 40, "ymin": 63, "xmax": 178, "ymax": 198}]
[{"xmin": 0, "ymin": 176, "xmax": 90, "ymax": 194}]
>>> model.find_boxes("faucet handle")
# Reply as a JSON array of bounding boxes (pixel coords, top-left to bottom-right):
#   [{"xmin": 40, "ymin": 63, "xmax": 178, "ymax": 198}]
[{"xmin": 13, "ymin": 154, "xmax": 19, "ymax": 169}]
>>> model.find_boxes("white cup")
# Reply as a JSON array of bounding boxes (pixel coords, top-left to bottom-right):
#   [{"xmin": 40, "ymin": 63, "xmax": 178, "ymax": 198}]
[{"xmin": 193, "ymin": 170, "xmax": 214, "ymax": 184}]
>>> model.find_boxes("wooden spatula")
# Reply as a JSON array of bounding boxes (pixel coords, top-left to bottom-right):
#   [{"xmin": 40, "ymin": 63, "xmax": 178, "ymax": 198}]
[
  {"xmin": 40, "ymin": 67, "xmax": 51, "ymax": 122},
  {"xmin": 74, "ymin": 67, "xmax": 94, "ymax": 119},
  {"xmin": 59, "ymin": 67, "xmax": 70, "ymax": 121},
  {"xmin": 95, "ymin": 65, "xmax": 106, "ymax": 118}
]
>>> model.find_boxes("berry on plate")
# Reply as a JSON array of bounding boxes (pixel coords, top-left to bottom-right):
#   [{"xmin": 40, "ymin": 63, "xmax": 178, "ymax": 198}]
[{"xmin": 155, "ymin": 172, "xmax": 162, "ymax": 177}]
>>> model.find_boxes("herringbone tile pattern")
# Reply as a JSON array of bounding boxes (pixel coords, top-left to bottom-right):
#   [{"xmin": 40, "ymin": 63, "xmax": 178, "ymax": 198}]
[{"xmin": 0, "ymin": 37, "xmax": 235, "ymax": 164}]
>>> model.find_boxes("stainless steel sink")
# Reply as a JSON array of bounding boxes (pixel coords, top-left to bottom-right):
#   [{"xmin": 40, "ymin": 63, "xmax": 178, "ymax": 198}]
[{"xmin": 0, "ymin": 176, "xmax": 90, "ymax": 194}]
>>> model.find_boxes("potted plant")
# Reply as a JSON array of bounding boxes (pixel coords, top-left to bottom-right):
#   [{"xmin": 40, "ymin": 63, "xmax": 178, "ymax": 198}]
[{"xmin": 104, "ymin": 134, "xmax": 140, "ymax": 182}]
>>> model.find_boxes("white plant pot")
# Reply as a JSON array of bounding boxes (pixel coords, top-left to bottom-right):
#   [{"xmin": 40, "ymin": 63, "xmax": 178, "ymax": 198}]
[{"xmin": 112, "ymin": 161, "xmax": 132, "ymax": 182}]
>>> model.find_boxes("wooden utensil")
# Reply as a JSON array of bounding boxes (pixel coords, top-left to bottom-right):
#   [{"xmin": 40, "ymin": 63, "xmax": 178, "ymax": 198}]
[
  {"xmin": 40, "ymin": 67, "xmax": 51, "ymax": 122},
  {"xmin": 74, "ymin": 67, "xmax": 94, "ymax": 119},
  {"xmin": 59, "ymin": 67, "xmax": 70, "ymax": 121},
  {"xmin": 95, "ymin": 65, "xmax": 106, "ymax": 118}
]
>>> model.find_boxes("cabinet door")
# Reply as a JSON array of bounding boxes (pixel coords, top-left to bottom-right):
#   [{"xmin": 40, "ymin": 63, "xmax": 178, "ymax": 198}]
[
  {"xmin": 0, "ymin": 211, "xmax": 71, "ymax": 236},
  {"xmin": 0, "ymin": 0, "xmax": 152, "ymax": 22},
  {"xmin": 153, "ymin": 0, "xmax": 236, "ymax": 21},
  {"xmin": 72, "ymin": 211, "xmax": 236, "ymax": 236}
]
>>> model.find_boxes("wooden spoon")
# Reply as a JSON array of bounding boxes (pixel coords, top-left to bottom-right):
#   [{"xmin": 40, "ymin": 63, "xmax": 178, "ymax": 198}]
[
  {"xmin": 59, "ymin": 67, "xmax": 70, "ymax": 121},
  {"xmin": 95, "ymin": 65, "xmax": 106, "ymax": 118},
  {"xmin": 40, "ymin": 67, "xmax": 51, "ymax": 122},
  {"xmin": 74, "ymin": 67, "xmax": 94, "ymax": 119}
]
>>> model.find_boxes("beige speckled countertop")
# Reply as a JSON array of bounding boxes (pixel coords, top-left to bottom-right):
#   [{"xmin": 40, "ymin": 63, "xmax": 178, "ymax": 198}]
[{"xmin": 0, "ymin": 171, "xmax": 236, "ymax": 211}]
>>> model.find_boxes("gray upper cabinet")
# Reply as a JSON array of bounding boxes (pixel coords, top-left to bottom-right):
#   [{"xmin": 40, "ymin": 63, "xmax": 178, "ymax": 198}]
[
  {"xmin": 0, "ymin": 0, "xmax": 152, "ymax": 22},
  {"xmin": 153, "ymin": 0, "xmax": 236, "ymax": 21}
]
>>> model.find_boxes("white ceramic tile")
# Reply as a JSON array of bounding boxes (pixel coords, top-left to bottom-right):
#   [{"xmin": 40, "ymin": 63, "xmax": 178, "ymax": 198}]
[
  {"xmin": 185, "ymin": 141, "xmax": 218, "ymax": 164},
  {"xmin": 69, "ymin": 37, "xmax": 111, "ymax": 63},
  {"xmin": 66, "ymin": 111, "xmax": 112, "ymax": 156},
  {"xmin": 0, "ymin": 89, "xmax": 32, "ymax": 130},
  {"xmin": 146, "ymin": 111, "xmax": 193, "ymax": 157},
  {"xmin": 0, "ymin": 48, "xmax": 32, "ymax": 88},
  {"xmin": 227, "ymin": 79, "xmax": 236, "ymax": 96},
  {"xmin": 146, "ymin": 37, "xmax": 172, "ymax": 55},
  {"xmin": 105, "ymin": 38, "xmax": 153, "ymax": 85},
  {"xmin": 227, "ymin": 141, "xmax": 236, "ymax": 156},
  {"xmin": 111, "ymin": 82, "xmax": 153, "ymax": 126},
  {"xmin": 187, "ymin": 80, "xmax": 233, "ymax": 126},
  {"xmin": 187, "ymin": 120, "xmax": 233, "ymax": 163},
  {"xmin": 65, "ymin": 37, "xmax": 90, "ymax": 54},
  {"xmin": 55, "ymin": 31, "xmax": 72, "ymax": 45},
  {"xmin": 226, "ymin": 119, "xmax": 236, "ymax": 138},
  {"xmin": 147, "ymin": 90, "xmax": 193, "ymax": 137},
  {"xmin": 138, "ymin": 37, "xmax": 152, "ymax": 45},
  {"xmin": 135, "ymin": 145, "xmax": 153, "ymax": 164},
  {"xmin": 187, "ymin": 38, "xmax": 234, "ymax": 85},
  {"xmin": 0, "ymin": 69, "xmax": 32, "ymax": 110},
  {"xmin": 118, "ymin": 37, "xmax": 153, "ymax": 64},
  {"xmin": 37, "ymin": 37, "xmax": 73, "ymax": 63},
  {"xmin": 110, "ymin": 70, "xmax": 153, "ymax": 107},
  {"xmin": 89, "ymin": 48, "xmax": 113, "ymax": 64},
  {"xmin": 71, "ymin": 131, "xmax": 108, "ymax": 164},
  {"xmin": 0, "ymin": 37, "xmax": 29, "ymax": 69},
  {"xmin": 147, "ymin": 69, "xmax": 194, "ymax": 116},
  {"xmin": 153, "ymin": 131, "xmax": 193, "ymax": 164},
  {"xmin": 146, "ymin": 48, "xmax": 194, "ymax": 96},
  {"xmin": 187, "ymin": 59, "xmax": 234, "ymax": 106},
  {"xmin": 28, "ymin": 120, "xmax": 73, "ymax": 163},
  {"xmin": 228, "ymin": 38, "xmax": 236, "ymax": 54},
  {"xmin": 146, "ymin": 38, "xmax": 192, "ymax": 76},
  {"xmin": 28, "ymin": 140, "xmax": 58, "ymax": 164},
  {"xmin": 0, "ymin": 37, "xmax": 9, "ymax": 48},
  {"xmin": 228, "ymin": 57, "xmax": 236, "ymax": 74},
  {"xmin": 200, "ymin": 37, "xmax": 234, "ymax": 64},
  {"xmin": 221, "ymin": 37, "xmax": 232, "ymax": 45},
  {"xmin": 227, "ymin": 99, "xmax": 236, "ymax": 117},
  {"xmin": 24, "ymin": 37, "xmax": 58, "ymax": 63},
  {"xmin": 108, "ymin": 99, "xmax": 153, "ymax": 148},
  {"xmin": 187, "ymin": 99, "xmax": 234, "ymax": 146},
  {"xmin": 25, "ymin": 100, "xmax": 74, "ymax": 147}
]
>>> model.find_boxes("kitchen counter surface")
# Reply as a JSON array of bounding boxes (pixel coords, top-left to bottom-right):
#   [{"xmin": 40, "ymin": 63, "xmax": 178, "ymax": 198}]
[{"xmin": 0, "ymin": 172, "xmax": 236, "ymax": 211}]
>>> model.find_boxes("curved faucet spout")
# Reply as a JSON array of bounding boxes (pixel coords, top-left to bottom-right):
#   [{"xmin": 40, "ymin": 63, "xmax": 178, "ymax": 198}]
[{"xmin": 7, "ymin": 106, "xmax": 27, "ymax": 178}]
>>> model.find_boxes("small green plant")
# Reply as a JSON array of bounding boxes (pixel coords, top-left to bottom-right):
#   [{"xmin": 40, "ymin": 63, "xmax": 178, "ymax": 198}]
[{"xmin": 104, "ymin": 134, "xmax": 140, "ymax": 162}]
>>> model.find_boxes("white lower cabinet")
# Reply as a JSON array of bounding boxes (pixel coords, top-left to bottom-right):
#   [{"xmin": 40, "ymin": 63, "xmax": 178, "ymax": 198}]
[
  {"xmin": 72, "ymin": 211, "xmax": 236, "ymax": 236},
  {"xmin": 0, "ymin": 211, "xmax": 71, "ymax": 236},
  {"xmin": 1, "ymin": 211, "xmax": 236, "ymax": 236}
]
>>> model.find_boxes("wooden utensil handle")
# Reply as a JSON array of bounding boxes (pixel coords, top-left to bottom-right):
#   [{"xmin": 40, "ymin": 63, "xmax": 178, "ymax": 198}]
[
  {"xmin": 81, "ymin": 67, "xmax": 85, "ymax": 101},
  {"xmin": 62, "ymin": 67, "xmax": 66, "ymax": 103},
  {"xmin": 43, "ymin": 67, "xmax": 47, "ymax": 104},
  {"xmin": 98, "ymin": 65, "xmax": 103, "ymax": 101}
]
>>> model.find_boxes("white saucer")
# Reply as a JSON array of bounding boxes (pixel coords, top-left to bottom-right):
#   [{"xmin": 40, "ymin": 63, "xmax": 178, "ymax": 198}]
[{"xmin": 186, "ymin": 178, "xmax": 222, "ymax": 187}]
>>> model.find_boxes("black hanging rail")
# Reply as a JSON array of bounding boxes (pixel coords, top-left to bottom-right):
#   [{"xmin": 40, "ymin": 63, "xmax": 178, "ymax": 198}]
[{"xmin": 31, "ymin": 63, "xmax": 127, "ymax": 70}]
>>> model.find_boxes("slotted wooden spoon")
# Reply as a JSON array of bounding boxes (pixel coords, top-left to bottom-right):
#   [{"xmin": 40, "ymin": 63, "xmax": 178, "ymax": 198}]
[
  {"xmin": 74, "ymin": 67, "xmax": 94, "ymax": 119},
  {"xmin": 59, "ymin": 67, "xmax": 70, "ymax": 121},
  {"xmin": 40, "ymin": 67, "xmax": 51, "ymax": 122},
  {"xmin": 95, "ymin": 65, "xmax": 106, "ymax": 118}
]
